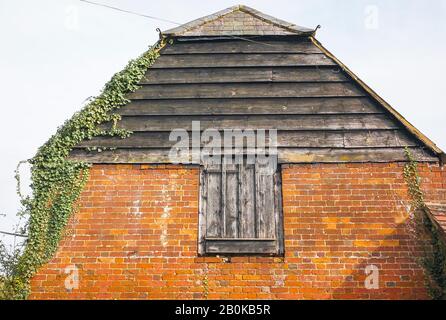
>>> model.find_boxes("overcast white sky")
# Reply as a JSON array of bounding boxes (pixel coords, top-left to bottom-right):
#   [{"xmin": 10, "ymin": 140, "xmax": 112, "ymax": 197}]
[{"xmin": 0, "ymin": 0, "xmax": 445, "ymax": 244}]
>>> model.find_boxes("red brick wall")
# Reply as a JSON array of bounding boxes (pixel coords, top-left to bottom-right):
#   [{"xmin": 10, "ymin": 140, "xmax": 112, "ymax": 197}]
[{"xmin": 29, "ymin": 162, "xmax": 446, "ymax": 300}]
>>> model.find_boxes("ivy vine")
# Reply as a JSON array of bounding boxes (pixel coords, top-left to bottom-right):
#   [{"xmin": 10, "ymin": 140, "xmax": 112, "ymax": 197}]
[
  {"xmin": 1, "ymin": 40, "xmax": 165, "ymax": 300},
  {"xmin": 404, "ymin": 147, "xmax": 446, "ymax": 300}
]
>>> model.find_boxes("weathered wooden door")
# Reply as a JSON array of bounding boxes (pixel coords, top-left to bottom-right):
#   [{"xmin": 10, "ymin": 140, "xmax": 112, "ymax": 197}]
[{"xmin": 198, "ymin": 156, "xmax": 283, "ymax": 255}]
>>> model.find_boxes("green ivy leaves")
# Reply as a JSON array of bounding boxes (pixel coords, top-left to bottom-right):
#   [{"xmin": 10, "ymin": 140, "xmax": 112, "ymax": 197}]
[
  {"xmin": 403, "ymin": 148, "xmax": 425, "ymax": 210},
  {"xmin": 1, "ymin": 41, "xmax": 165, "ymax": 300},
  {"xmin": 404, "ymin": 147, "xmax": 446, "ymax": 300}
]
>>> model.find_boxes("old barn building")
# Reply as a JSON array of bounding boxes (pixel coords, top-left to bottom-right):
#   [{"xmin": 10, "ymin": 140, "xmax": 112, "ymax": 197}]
[{"xmin": 30, "ymin": 5, "xmax": 446, "ymax": 299}]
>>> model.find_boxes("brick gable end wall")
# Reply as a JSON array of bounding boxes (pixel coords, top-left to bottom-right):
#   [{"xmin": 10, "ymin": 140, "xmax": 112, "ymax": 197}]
[{"xmin": 30, "ymin": 163, "xmax": 446, "ymax": 299}]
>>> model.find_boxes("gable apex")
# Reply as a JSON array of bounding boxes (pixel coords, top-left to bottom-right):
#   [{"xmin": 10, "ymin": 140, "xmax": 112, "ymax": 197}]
[{"xmin": 162, "ymin": 5, "xmax": 317, "ymax": 38}]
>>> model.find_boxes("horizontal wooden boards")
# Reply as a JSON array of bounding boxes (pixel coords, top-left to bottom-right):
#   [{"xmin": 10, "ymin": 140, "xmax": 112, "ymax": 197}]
[
  {"xmin": 77, "ymin": 130, "xmax": 418, "ymax": 149},
  {"xmin": 68, "ymin": 147, "xmax": 438, "ymax": 164},
  {"xmin": 161, "ymin": 40, "xmax": 323, "ymax": 54},
  {"xmin": 128, "ymin": 83, "xmax": 363, "ymax": 100},
  {"xmin": 280, "ymin": 147, "xmax": 438, "ymax": 163},
  {"xmin": 69, "ymin": 38, "xmax": 438, "ymax": 164},
  {"xmin": 151, "ymin": 53, "xmax": 335, "ymax": 68},
  {"xmin": 118, "ymin": 97, "xmax": 382, "ymax": 116},
  {"xmin": 205, "ymin": 239, "xmax": 278, "ymax": 254},
  {"xmin": 106, "ymin": 114, "xmax": 398, "ymax": 132},
  {"xmin": 140, "ymin": 67, "xmax": 348, "ymax": 84}
]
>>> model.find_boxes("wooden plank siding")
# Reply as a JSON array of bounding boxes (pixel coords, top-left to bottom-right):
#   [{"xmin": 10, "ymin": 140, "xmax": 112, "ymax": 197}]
[
  {"xmin": 102, "ymin": 114, "xmax": 399, "ymax": 131},
  {"xmin": 140, "ymin": 67, "xmax": 349, "ymax": 84},
  {"xmin": 117, "ymin": 97, "xmax": 383, "ymax": 116},
  {"xmin": 69, "ymin": 147, "xmax": 436, "ymax": 164},
  {"xmin": 127, "ymin": 83, "xmax": 363, "ymax": 100},
  {"xmin": 160, "ymin": 39, "xmax": 323, "ymax": 54},
  {"xmin": 150, "ymin": 53, "xmax": 335, "ymax": 68},
  {"xmin": 77, "ymin": 130, "xmax": 418, "ymax": 149},
  {"xmin": 69, "ymin": 38, "xmax": 438, "ymax": 163},
  {"xmin": 198, "ymin": 157, "xmax": 283, "ymax": 255}
]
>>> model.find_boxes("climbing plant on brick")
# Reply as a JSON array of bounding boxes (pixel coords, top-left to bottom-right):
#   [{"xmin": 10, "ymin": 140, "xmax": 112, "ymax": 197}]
[
  {"xmin": 0, "ymin": 41, "xmax": 165, "ymax": 300},
  {"xmin": 404, "ymin": 147, "xmax": 446, "ymax": 300}
]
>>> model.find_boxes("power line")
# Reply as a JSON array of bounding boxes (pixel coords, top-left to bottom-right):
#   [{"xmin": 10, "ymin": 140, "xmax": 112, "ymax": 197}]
[
  {"xmin": 78, "ymin": 0, "xmax": 279, "ymax": 47},
  {"xmin": 79, "ymin": 0, "xmax": 181, "ymax": 25}
]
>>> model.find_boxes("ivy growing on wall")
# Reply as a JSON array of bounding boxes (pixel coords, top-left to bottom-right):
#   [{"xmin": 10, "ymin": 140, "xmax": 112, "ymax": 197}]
[
  {"xmin": 0, "ymin": 41, "xmax": 165, "ymax": 300},
  {"xmin": 404, "ymin": 148, "xmax": 446, "ymax": 300}
]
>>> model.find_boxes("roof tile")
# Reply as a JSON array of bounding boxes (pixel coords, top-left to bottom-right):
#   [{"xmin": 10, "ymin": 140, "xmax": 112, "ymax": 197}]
[
  {"xmin": 162, "ymin": 5, "xmax": 315, "ymax": 37},
  {"xmin": 427, "ymin": 203, "xmax": 446, "ymax": 235}
]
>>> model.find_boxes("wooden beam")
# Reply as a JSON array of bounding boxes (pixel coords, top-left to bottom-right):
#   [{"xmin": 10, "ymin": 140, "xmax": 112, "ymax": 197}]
[
  {"xmin": 280, "ymin": 147, "xmax": 437, "ymax": 163},
  {"xmin": 205, "ymin": 239, "xmax": 277, "ymax": 254},
  {"xmin": 161, "ymin": 40, "xmax": 322, "ymax": 54},
  {"xmin": 140, "ymin": 67, "xmax": 348, "ymax": 84},
  {"xmin": 151, "ymin": 53, "xmax": 335, "ymax": 68},
  {"xmin": 77, "ymin": 130, "xmax": 417, "ymax": 149},
  {"xmin": 127, "ymin": 82, "xmax": 364, "ymax": 100},
  {"xmin": 104, "ymin": 114, "xmax": 398, "ymax": 132},
  {"xmin": 68, "ymin": 147, "xmax": 438, "ymax": 164},
  {"xmin": 119, "ymin": 97, "xmax": 382, "ymax": 116}
]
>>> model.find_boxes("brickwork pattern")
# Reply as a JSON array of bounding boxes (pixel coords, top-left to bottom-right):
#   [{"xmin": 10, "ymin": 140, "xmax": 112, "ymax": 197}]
[
  {"xmin": 181, "ymin": 10, "xmax": 296, "ymax": 36},
  {"xmin": 30, "ymin": 163, "xmax": 446, "ymax": 299}
]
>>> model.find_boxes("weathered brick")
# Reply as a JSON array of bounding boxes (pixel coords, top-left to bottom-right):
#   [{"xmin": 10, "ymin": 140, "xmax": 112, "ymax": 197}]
[{"xmin": 29, "ymin": 163, "xmax": 446, "ymax": 300}]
